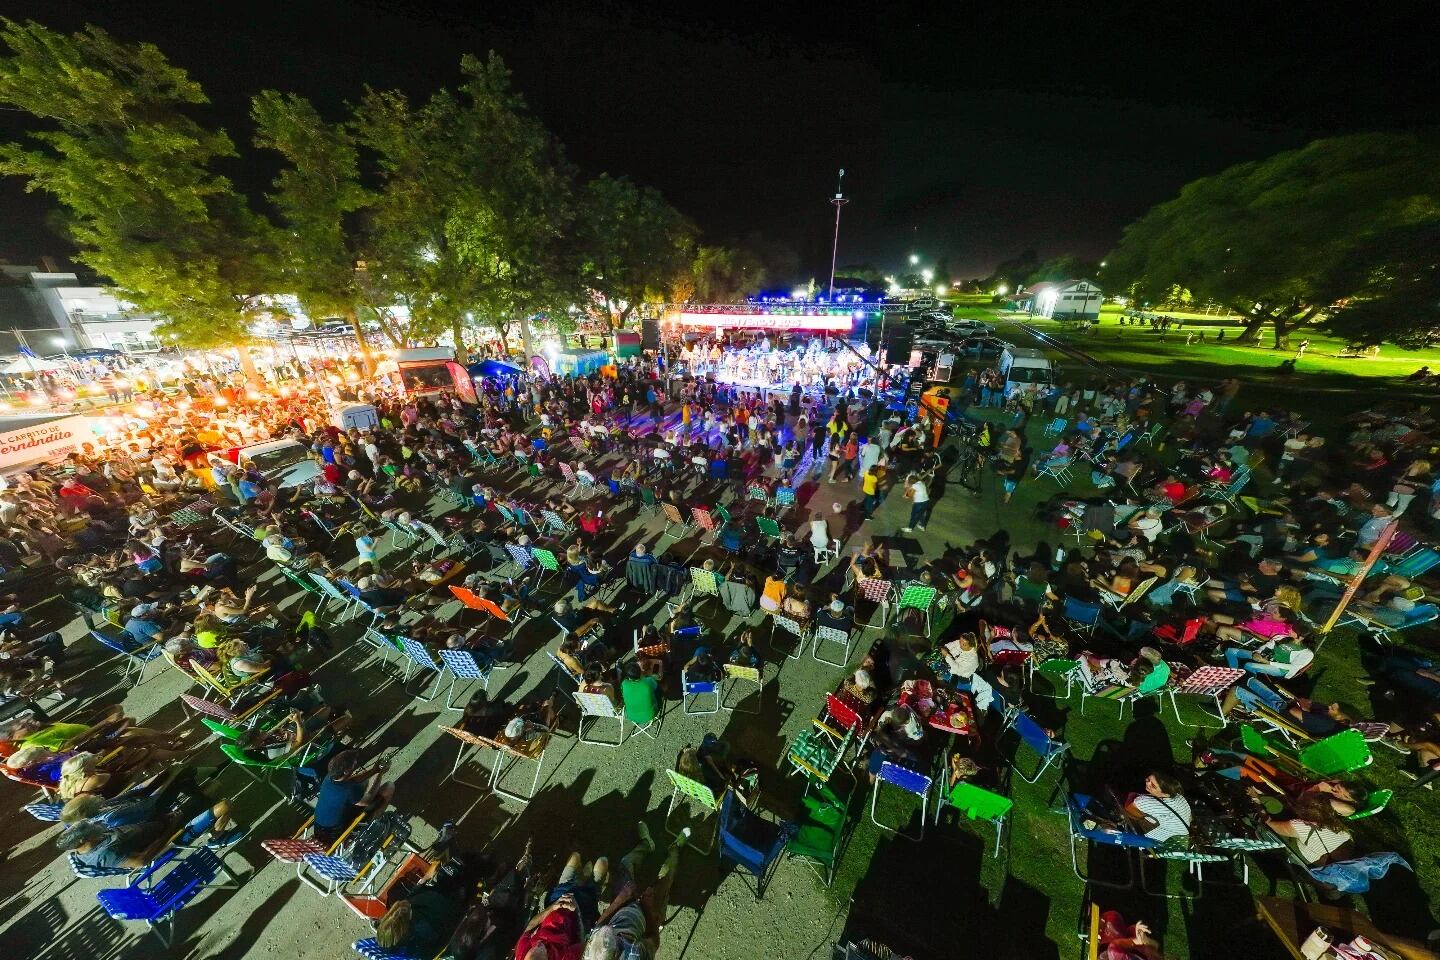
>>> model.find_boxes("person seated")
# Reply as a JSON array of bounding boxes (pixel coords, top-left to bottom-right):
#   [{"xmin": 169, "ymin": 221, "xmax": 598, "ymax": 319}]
[
  {"xmin": 311, "ymin": 748, "xmax": 394, "ymax": 845},
  {"xmin": 815, "ymin": 596, "xmax": 854, "ymax": 635},
  {"xmin": 551, "ymin": 599, "xmax": 604, "ymax": 643},
  {"xmin": 1265, "ymin": 792, "xmax": 1354, "ymax": 867},
  {"xmin": 1225, "ymin": 676, "xmax": 1350, "ymax": 733},
  {"xmin": 865, "ymin": 705, "xmax": 924, "ymax": 778},
  {"xmin": 726, "ymin": 628, "xmax": 760, "ymax": 669},
  {"xmin": 780, "ymin": 584, "xmax": 812, "ymax": 621},
  {"xmin": 579, "ymin": 665, "xmax": 617, "ymax": 705},
  {"xmin": 1080, "ymin": 646, "xmax": 1167, "ymax": 693},
  {"xmin": 1222, "ymin": 635, "xmax": 1314, "ymax": 681},
  {"xmin": 619, "ymin": 661, "xmax": 661, "ymax": 729},
  {"xmin": 57, "ymin": 771, "xmax": 247, "ymax": 871},
  {"xmin": 941, "ymin": 632, "xmax": 983, "ymax": 683},
  {"xmin": 375, "ymin": 886, "xmax": 468, "ymax": 960},
  {"xmin": 1122, "ymin": 770, "xmax": 1192, "ymax": 842},
  {"xmin": 441, "ymin": 844, "xmax": 534, "ymax": 960},
  {"xmin": 1094, "ymin": 911, "xmax": 1162, "ymax": 960},
  {"xmin": 839, "ymin": 666, "xmax": 878, "ymax": 706},
  {"xmin": 683, "ymin": 648, "xmax": 720, "ymax": 684}
]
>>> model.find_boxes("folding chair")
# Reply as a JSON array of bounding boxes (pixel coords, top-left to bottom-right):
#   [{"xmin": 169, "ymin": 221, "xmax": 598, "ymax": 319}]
[
  {"xmin": 90, "ymin": 628, "xmax": 164, "ymax": 685},
  {"xmin": 721, "ymin": 662, "xmax": 764, "ymax": 713},
  {"xmin": 664, "ymin": 768, "xmax": 721, "ymax": 852},
  {"xmin": 687, "ymin": 566, "xmax": 723, "ymax": 608},
  {"xmin": 1337, "ymin": 602, "xmax": 1439, "ymax": 643},
  {"xmin": 661, "ymin": 502, "xmax": 693, "ymax": 540},
  {"xmin": 96, "ymin": 846, "xmax": 238, "ymax": 947},
  {"xmin": 1167, "ymin": 665, "xmax": 1246, "ymax": 729},
  {"xmin": 680, "ymin": 668, "xmax": 721, "ymax": 716},
  {"xmin": 855, "ymin": 576, "xmax": 896, "ymax": 630},
  {"xmin": 547, "ymin": 651, "xmax": 582, "ymax": 688},
  {"xmin": 1007, "ymin": 711, "xmax": 1070, "ymax": 783},
  {"xmin": 896, "ymin": 583, "xmax": 938, "ymax": 638},
  {"xmin": 787, "ymin": 722, "xmax": 853, "ymax": 785},
  {"xmin": 1026, "ymin": 658, "xmax": 1079, "ymax": 699},
  {"xmin": 437, "ymin": 649, "xmax": 492, "ymax": 710},
  {"xmin": 1066, "ymin": 792, "xmax": 1152, "ymax": 889},
  {"xmin": 489, "ymin": 726, "xmax": 554, "ymax": 805},
  {"xmin": 717, "ymin": 791, "xmax": 797, "ymax": 898},
  {"xmin": 1062, "ymin": 596, "xmax": 1104, "ymax": 635},
  {"xmin": 1043, "ymin": 417, "xmax": 1067, "ymax": 437},
  {"xmin": 822, "ymin": 693, "xmax": 874, "ymax": 762},
  {"xmin": 812, "ymin": 624, "xmax": 855, "ymax": 668},
  {"xmin": 870, "ymin": 761, "xmax": 931, "ymax": 841},
  {"xmin": 1074, "ymin": 658, "xmax": 1173, "ymax": 718},
  {"xmin": 398, "ymin": 639, "xmax": 446, "ymax": 702},
  {"xmin": 1035, "ymin": 456, "xmax": 1074, "ymax": 485},
  {"xmin": 1099, "ymin": 576, "xmax": 1158, "ymax": 613},
  {"xmin": 787, "ymin": 783, "xmax": 849, "ymax": 886},
  {"xmin": 540, "ymin": 509, "xmax": 575, "ymax": 540},
  {"xmin": 638, "ymin": 486, "xmax": 659, "ymax": 517},
  {"xmin": 756, "ymin": 515, "xmax": 783, "ymax": 542},
  {"xmin": 934, "ymin": 782, "xmax": 1013, "ymax": 858},
  {"xmin": 299, "ymin": 813, "xmax": 412, "ymax": 897},
  {"xmin": 691, "ymin": 505, "xmax": 725, "ymax": 545},
  {"xmin": 573, "ymin": 690, "xmax": 626, "ymax": 746},
  {"xmin": 187, "ymin": 658, "xmax": 269, "ymax": 705},
  {"xmin": 309, "ymin": 572, "xmax": 357, "ymax": 620},
  {"xmin": 530, "ymin": 547, "xmax": 562, "ymax": 588},
  {"xmin": 770, "ymin": 613, "xmax": 809, "ymax": 661},
  {"xmin": 437, "ymin": 724, "xmax": 497, "ymax": 790}
]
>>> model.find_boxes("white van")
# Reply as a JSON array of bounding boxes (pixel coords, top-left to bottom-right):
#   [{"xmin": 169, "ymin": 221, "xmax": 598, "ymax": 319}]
[
  {"xmin": 235, "ymin": 439, "xmax": 321, "ymax": 489},
  {"xmin": 998, "ymin": 346, "xmax": 1054, "ymax": 395}
]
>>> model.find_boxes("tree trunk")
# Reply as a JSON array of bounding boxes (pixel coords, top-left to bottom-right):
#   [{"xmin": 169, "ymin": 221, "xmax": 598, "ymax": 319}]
[
  {"xmin": 1232, "ymin": 312, "xmax": 1271, "ymax": 344},
  {"xmin": 518, "ymin": 313, "xmax": 536, "ymax": 370},
  {"xmin": 451, "ymin": 317, "xmax": 469, "ymax": 365},
  {"xmin": 1272, "ymin": 315, "xmax": 1291, "ymax": 349},
  {"xmin": 347, "ymin": 309, "xmax": 375, "ymax": 375},
  {"xmin": 235, "ymin": 345, "xmax": 262, "ymax": 386}
]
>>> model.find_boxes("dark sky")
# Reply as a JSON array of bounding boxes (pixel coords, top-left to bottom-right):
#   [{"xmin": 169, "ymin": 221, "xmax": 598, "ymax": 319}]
[{"xmin": 1, "ymin": 0, "xmax": 1437, "ymax": 281}]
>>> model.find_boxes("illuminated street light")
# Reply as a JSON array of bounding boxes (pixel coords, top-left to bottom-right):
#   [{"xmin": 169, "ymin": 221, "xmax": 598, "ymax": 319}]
[
  {"xmin": 909, "ymin": 254, "xmax": 919, "ymax": 266},
  {"xmin": 921, "ymin": 269, "xmax": 934, "ymax": 283},
  {"xmin": 934, "ymin": 284, "xmax": 947, "ymax": 296},
  {"xmin": 996, "ymin": 284, "xmax": 1009, "ymax": 295},
  {"xmin": 887, "ymin": 283, "xmax": 901, "ymax": 295},
  {"xmin": 1100, "ymin": 260, "xmax": 1108, "ymax": 268}
]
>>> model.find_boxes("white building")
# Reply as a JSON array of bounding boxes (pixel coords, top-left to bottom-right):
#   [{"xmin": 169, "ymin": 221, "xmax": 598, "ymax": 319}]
[
  {"xmin": 29, "ymin": 273, "xmax": 163, "ymax": 353},
  {"xmin": 1019, "ymin": 279, "xmax": 1103, "ymax": 320}
]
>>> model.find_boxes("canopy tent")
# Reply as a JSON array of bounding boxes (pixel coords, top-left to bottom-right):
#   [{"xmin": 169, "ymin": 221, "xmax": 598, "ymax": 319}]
[{"xmin": 0, "ymin": 356, "xmax": 67, "ymax": 375}]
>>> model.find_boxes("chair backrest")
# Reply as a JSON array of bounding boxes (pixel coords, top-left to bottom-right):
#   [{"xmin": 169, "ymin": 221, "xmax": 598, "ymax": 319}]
[
  {"xmin": 1175, "ymin": 665, "xmax": 1246, "ymax": 697},
  {"xmin": 1014, "ymin": 575, "xmax": 1048, "ymax": 602},
  {"xmin": 824, "ymin": 693, "xmax": 866, "ymax": 734},
  {"xmin": 1346, "ymin": 789, "xmax": 1393, "ymax": 821},
  {"xmin": 400, "ymin": 639, "xmax": 439, "ymax": 672},
  {"xmin": 532, "ymin": 547, "xmax": 560, "ymax": 572},
  {"xmin": 1120, "ymin": 576, "xmax": 1160, "ymax": 607},
  {"xmin": 449, "ymin": 585, "xmax": 486, "ymax": 610},
  {"xmin": 180, "ymin": 693, "xmax": 235, "ymax": 722},
  {"xmin": 718, "ymin": 791, "xmax": 791, "ymax": 873},
  {"xmin": 661, "ymin": 503, "xmax": 685, "ymax": 525},
  {"xmin": 541, "ymin": 509, "xmax": 568, "ymax": 531},
  {"xmin": 1014, "ymin": 712, "xmax": 1059, "ymax": 756},
  {"xmin": 1403, "ymin": 604, "xmax": 1440, "ymax": 628},
  {"xmin": 574, "ymin": 690, "xmax": 620, "ymax": 718},
  {"xmin": 724, "ymin": 663, "xmax": 760, "ymax": 684},
  {"xmin": 548, "ymin": 652, "xmax": 580, "ymax": 683},
  {"xmin": 877, "ymin": 761, "xmax": 931, "ymax": 797},
  {"xmin": 772, "ymin": 614, "xmax": 807, "ymax": 638},
  {"xmin": 691, "ymin": 506, "xmax": 716, "ymax": 531},
  {"xmin": 438, "ymin": 648, "xmax": 486, "ymax": 679},
  {"xmin": 756, "ymin": 516, "xmax": 782, "ymax": 538},
  {"xmin": 945, "ymin": 782, "xmax": 1013, "ymax": 821},
  {"xmin": 1063, "ymin": 596, "xmax": 1102, "ymax": 624},
  {"xmin": 1298, "ymin": 728, "xmax": 1372, "ymax": 777},
  {"xmin": 682, "ymin": 669, "xmax": 718, "ymax": 694},
  {"xmin": 897, "ymin": 583, "xmax": 937, "ymax": 611},
  {"xmin": 815, "ymin": 624, "xmax": 850, "ymax": 647},
  {"xmin": 666, "ymin": 768, "xmax": 719, "ymax": 810},
  {"xmin": 504, "ymin": 544, "xmax": 533, "ymax": 568},
  {"xmin": 310, "ymin": 573, "xmax": 349, "ymax": 603},
  {"xmin": 689, "ymin": 566, "xmax": 721, "ymax": 595},
  {"xmin": 856, "ymin": 576, "xmax": 893, "ymax": 604}
]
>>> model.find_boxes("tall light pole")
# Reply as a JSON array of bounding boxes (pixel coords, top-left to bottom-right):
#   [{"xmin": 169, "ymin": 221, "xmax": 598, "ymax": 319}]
[{"xmin": 827, "ymin": 169, "xmax": 848, "ymax": 302}]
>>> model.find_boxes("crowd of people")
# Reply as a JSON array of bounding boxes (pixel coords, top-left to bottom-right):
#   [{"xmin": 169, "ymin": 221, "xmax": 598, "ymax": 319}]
[{"xmin": 1, "ymin": 333, "xmax": 1438, "ymax": 959}]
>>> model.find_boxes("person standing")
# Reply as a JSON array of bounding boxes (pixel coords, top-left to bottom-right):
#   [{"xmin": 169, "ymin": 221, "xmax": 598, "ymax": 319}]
[{"xmin": 900, "ymin": 471, "xmax": 931, "ymax": 533}]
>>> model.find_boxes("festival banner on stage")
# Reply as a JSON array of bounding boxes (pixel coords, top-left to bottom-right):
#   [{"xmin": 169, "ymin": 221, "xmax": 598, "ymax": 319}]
[{"xmin": 675, "ymin": 311, "xmax": 855, "ymax": 332}]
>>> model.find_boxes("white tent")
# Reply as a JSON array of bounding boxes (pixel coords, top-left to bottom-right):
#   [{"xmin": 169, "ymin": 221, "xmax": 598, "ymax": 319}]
[{"xmin": 0, "ymin": 356, "xmax": 67, "ymax": 375}]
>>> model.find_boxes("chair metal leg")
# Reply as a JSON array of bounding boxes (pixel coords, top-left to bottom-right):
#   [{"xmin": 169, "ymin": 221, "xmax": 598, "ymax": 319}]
[
  {"xmin": 446, "ymin": 741, "xmax": 492, "ymax": 790},
  {"xmin": 578, "ymin": 714, "xmax": 625, "ymax": 746}
]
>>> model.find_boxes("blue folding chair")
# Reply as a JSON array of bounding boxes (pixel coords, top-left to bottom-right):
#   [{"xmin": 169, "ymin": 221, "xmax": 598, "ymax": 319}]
[
  {"xmin": 1007, "ymin": 711, "xmax": 1070, "ymax": 784},
  {"xmin": 91, "ymin": 627, "xmax": 164, "ymax": 684},
  {"xmin": 869, "ymin": 761, "xmax": 932, "ymax": 841},
  {"xmin": 398, "ymin": 639, "xmax": 445, "ymax": 701},
  {"xmin": 353, "ymin": 938, "xmax": 422, "ymax": 960},
  {"xmin": 717, "ymin": 791, "xmax": 797, "ymax": 898},
  {"xmin": 1062, "ymin": 596, "xmax": 1104, "ymax": 634},
  {"xmin": 1065, "ymin": 792, "xmax": 1156, "ymax": 888},
  {"xmin": 438, "ymin": 648, "xmax": 492, "ymax": 710},
  {"xmin": 96, "ymin": 846, "xmax": 237, "ymax": 946},
  {"xmin": 682, "ymin": 669, "xmax": 720, "ymax": 715}
]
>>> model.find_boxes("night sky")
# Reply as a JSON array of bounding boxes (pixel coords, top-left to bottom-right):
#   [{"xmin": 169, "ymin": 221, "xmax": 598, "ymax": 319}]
[{"xmin": 1, "ymin": 0, "xmax": 1436, "ymax": 281}]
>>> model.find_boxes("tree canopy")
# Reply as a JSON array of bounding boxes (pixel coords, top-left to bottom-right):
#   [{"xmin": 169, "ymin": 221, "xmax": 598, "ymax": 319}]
[
  {"xmin": 1105, "ymin": 132, "xmax": 1440, "ymax": 346},
  {"xmin": 578, "ymin": 174, "xmax": 696, "ymax": 326}
]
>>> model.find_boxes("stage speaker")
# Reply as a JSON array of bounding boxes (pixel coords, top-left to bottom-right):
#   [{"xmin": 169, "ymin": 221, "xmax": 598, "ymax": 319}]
[
  {"xmin": 640, "ymin": 319, "xmax": 660, "ymax": 350},
  {"xmin": 884, "ymin": 324, "xmax": 913, "ymax": 364}
]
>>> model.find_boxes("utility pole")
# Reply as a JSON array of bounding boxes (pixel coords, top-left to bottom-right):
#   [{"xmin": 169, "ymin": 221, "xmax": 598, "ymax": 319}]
[{"xmin": 828, "ymin": 169, "xmax": 849, "ymax": 302}]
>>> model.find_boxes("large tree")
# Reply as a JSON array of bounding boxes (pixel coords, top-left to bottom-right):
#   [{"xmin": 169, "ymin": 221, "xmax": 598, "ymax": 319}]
[
  {"xmin": 578, "ymin": 174, "xmax": 695, "ymax": 328},
  {"xmin": 1322, "ymin": 221, "xmax": 1440, "ymax": 348},
  {"xmin": 688, "ymin": 245, "xmax": 766, "ymax": 303},
  {"xmin": 1105, "ymin": 132, "xmax": 1440, "ymax": 347},
  {"xmin": 252, "ymin": 90, "xmax": 396, "ymax": 368},
  {"xmin": 354, "ymin": 54, "xmax": 583, "ymax": 364},
  {"xmin": 0, "ymin": 19, "xmax": 279, "ymax": 380}
]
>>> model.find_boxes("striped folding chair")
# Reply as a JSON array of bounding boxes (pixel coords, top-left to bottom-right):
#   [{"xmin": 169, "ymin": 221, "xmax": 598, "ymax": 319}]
[
  {"xmin": 896, "ymin": 583, "xmax": 939, "ymax": 638},
  {"xmin": 530, "ymin": 547, "xmax": 562, "ymax": 588},
  {"xmin": 770, "ymin": 613, "xmax": 809, "ymax": 661},
  {"xmin": 691, "ymin": 505, "xmax": 724, "ymax": 545},
  {"xmin": 437, "ymin": 649, "xmax": 492, "ymax": 710},
  {"xmin": 721, "ymin": 662, "xmax": 763, "ymax": 714},
  {"xmin": 574, "ymin": 691, "xmax": 626, "ymax": 746},
  {"xmin": 661, "ymin": 502, "xmax": 692, "ymax": 540},
  {"xmin": 1168, "ymin": 665, "xmax": 1247, "ymax": 729},
  {"xmin": 855, "ymin": 575, "xmax": 896, "ymax": 630},
  {"xmin": 398, "ymin": 639, "xmax": 445, "ymax": 701},
  {"xmin": 812, "ymin": 624, "xmax": 855, "ymax": 668}
]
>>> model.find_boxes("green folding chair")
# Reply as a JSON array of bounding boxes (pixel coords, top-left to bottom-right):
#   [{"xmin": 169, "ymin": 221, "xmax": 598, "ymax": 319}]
[
  {"xmin": 664, "ymin": 769, "xmax": 720, "ymax": 852},
  {"xmin": 1298, "ymin": 729, "xmax": 1372, "ymax": 777},
  {"xmin": 531, "ymin": 547, "xmax": 561, "ymax": 587},
  {"xmin": 756, "ymin": 516, "xmax": 782, "ymax": 542},
  {"xmin": 896, "ymin": 583, "xmax": 939, "ymax": 637},
  {"xmin": 1345, "ymin": 789, "xmax": 1392, "ymax": 821},
  {"xmin": 1027, "ymin": 658, "xmax": 1079, "ymax": 699},
  {"xmin": 787, "ymin": 784, "xmax": 849, "ymax": 886},
  {"xmin": 787, "ymin": 722, "xmax": 852, "ymax": 784},
  {"xmin": 933, "ymin": 781, "xmax": 1013, "ymax": 858}
]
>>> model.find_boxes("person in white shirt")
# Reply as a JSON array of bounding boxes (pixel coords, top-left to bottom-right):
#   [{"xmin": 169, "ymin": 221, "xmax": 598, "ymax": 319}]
[
  {"xmin": 1124, "ymin": 771, "xmax": 1192, "ymax": 842},
  {"xmin": 901, "ymin": 473, "xmax": 931, "ymax": 532},
  {"xmin": 807, "ymin": 512, "xmax": 831, "ymax": 562}
]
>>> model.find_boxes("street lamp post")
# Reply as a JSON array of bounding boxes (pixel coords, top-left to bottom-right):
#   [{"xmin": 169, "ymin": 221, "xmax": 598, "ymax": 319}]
[{"xmin": 827, "ymin": 169, "xmax": 849, "ymax": 302}]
